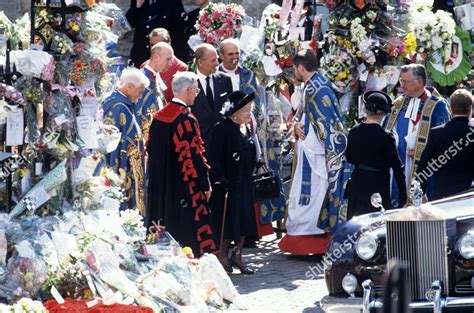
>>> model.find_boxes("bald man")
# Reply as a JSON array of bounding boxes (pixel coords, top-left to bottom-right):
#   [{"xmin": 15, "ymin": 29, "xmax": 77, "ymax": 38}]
[{"xmin": 135, "ymin": 42, "xmax": 174, "ymax": 143}]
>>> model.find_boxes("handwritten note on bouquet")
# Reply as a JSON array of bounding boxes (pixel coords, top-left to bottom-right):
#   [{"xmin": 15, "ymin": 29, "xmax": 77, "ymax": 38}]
[
  {"xmin": 78, "ymin": 82, "xmax": 99, "ymax": 117},
  {"xmin": 77, "ymin": 115, "xmax": 99, "ymax": 149},
  {"xmin": 6, "ymin": 107, "xmax": 24, "ymax": 146}
]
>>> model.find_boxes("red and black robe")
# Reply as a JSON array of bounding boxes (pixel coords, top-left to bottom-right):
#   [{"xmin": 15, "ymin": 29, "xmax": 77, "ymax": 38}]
[{"xmin": 146, "ymin": 101, "xmax": 218, "ymax": 256}]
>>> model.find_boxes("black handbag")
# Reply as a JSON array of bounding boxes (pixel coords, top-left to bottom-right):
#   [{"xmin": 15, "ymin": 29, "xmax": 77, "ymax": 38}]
[{"xmin": 253, "ymin": 163, "xmax": 281, "ymax": 202}]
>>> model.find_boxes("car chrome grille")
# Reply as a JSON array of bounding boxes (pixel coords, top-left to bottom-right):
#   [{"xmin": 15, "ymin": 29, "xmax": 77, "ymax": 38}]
[
  {"xmin": 455, "ymin": 283, "xmax": 474, "ymax": 294},
  {"xmin": 386, "ymin": 220, "xmax": 449, "ymax": 301}
]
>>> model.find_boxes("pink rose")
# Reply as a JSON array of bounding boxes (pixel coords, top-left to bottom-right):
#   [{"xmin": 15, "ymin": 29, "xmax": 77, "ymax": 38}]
[{"xmin": 206, "ymin": 34, "xmax": 213, "ymax": 43}]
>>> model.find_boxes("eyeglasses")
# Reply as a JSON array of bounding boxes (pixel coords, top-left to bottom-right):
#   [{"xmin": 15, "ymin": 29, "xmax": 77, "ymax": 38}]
[{"xmin": 399, "ymin": 78, "xmax": 419, "ymax": 85}]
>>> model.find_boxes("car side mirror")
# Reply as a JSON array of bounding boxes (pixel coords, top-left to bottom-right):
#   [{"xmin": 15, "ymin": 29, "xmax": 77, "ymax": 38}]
[{"xmin": 371, "ymin": 193, "xmax": 385, "ymax": 215}]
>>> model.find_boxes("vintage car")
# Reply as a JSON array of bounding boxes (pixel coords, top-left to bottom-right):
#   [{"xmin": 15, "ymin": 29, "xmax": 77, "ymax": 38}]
[{"xmin": 321, "ymin": 187, "xmax": 474, "ymax": 312}]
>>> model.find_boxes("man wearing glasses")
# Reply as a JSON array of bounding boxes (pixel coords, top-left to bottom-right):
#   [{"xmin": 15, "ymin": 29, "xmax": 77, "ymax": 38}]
[
  {"xmin": 384, "ymin": 64, "xmax": 451, "ymax": 207},
  {"xmin": 146, "ymin": 72, "xmax": 217, "ymax": 257}
]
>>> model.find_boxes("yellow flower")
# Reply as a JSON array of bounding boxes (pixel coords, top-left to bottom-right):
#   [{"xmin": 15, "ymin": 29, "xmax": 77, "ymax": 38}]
[
  {"xmin": 39, "ymin": 10, "xmax": 47, "ymax": 18},
  {"xmin": 402, "ymin": 32, "xmax": 417, "ymax": 57},
  {"xmin": 24, "ymin": 272, "xmax": 34, "ymax": 282},
  {"xmin": 182, "ymin": 246, "xmax": 193, "ymax": 256},
  {"xmin": 336, "ymin": 70, "xmax": 348, "ymax": 80},
  {"xmin": 71, "ymin": 23, "xmax": 80, "ymax": 32}
]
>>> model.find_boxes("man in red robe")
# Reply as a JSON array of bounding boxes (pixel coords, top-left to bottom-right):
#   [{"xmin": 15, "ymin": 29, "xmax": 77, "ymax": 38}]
[{"xmin": 146, "ymin": 71, "xmax": 217, "ymax": 256}]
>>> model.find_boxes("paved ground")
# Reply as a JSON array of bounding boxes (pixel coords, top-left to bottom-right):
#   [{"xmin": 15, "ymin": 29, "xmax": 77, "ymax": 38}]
[{"xmin": 227, "ymin": 234, "xmax": 328, "ymax": 313}]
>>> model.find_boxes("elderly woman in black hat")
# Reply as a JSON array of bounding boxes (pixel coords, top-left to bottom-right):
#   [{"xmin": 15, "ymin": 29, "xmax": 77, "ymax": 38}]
[
  {"xmin": 345, "ymin": 90, "xmax": 407, "ymax": 218},
  {"xmin": 209, "ymin": 90, "xmax": 257, "ymax": 275}
]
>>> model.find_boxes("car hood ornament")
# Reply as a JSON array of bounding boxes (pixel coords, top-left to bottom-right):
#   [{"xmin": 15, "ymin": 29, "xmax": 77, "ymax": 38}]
[{"xmin": 387, "ymin": 180, "xmax": 446, "ymax": 221}]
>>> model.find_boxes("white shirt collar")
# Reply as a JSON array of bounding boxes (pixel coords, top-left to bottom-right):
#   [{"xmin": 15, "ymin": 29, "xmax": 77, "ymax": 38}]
[
  {"xmin": 144, "ymin": 64, "xmax": 157, "ymax": 76},
  {"xmin": 222, "ymin": 65, "xmax": 238, "ymax": 75},
  {"xmin": 196, "ymin": 69, "xmax": 209, "ymax": 81},
  {"xmin": 172, "ymin": 97, "xmax": 188, "ymax": 107}
]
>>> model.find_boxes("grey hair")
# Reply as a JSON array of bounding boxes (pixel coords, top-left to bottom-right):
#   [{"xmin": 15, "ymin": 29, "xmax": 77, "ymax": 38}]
[
  {"xmin": 172, "ymin": 72, "xmax": 199, "ymax": 94},
  {"xmin": 401, "ymin": 63, "xmax": 427, "ymax": 85},
  {"xmin": 219, "ymin": 38, "xmax": 241, "ymax": 54},
  {"xmin": 363, "ymin": 106, "xmax": 387, "ymax": 116},
  {"xmin": 120, "ymin": 67, "xmax": 150, "ymax": 88}
]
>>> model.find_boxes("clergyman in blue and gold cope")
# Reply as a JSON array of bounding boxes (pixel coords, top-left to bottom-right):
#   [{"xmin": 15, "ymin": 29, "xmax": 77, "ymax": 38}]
[{"xmin": 101, "ymin": 68, "xmax": 149, "ymax": 214}]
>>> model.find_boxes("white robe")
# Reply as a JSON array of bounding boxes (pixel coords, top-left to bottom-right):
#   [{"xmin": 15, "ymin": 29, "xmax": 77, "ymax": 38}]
[{"xmin": 286, "ymin": 114, "xmax": 328, "ymax": 235}]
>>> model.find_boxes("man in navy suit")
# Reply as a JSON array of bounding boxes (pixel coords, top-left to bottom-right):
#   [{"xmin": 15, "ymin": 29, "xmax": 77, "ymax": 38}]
[
  {"xmin": 191, "ymin": 43, "xmax": 233, "ymax": 151},
  {"xmin": 417, "ymin": 89, "xmax": 474, "ymax": 200}
]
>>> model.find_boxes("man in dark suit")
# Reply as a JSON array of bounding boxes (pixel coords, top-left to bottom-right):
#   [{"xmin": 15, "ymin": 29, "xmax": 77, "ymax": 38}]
[
  {"xmin": 191, "ymin": 43, "xmax": 233, "ymax": 151},
  {"xmin": 126, "ymin": 0, "xmax": 182, "ymax": 67},
  {"xmin": 417, "ymin": 89, "xmax": 474, "ymax": 200}
]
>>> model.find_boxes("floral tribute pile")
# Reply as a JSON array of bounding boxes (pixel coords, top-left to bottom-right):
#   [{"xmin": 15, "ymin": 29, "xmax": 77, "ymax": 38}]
[{"xmin": 0, "ymin": 1, "xmax": 240, "ymax": 312}]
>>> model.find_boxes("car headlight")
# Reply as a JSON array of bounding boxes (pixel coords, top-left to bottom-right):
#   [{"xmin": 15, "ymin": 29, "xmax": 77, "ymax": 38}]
[
  {"xmin": 356, "ymin": 234, "xmax": 378, "ymax": 261},
  {"xmin": 458, "ymin": 231, "xmax": 474, "ymax": 259},
  {"xmin": 342, "ymin": 273, "xmax": 358, "ymax": 296}
]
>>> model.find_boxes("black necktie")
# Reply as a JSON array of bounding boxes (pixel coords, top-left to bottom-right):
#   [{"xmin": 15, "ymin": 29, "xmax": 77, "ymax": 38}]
[{"xmin": 206, "ymin": 76, "xmax": 214, "ymax": 108}]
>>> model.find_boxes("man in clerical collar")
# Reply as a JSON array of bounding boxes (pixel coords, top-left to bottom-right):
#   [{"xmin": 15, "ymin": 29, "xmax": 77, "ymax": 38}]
[
  {"xmin": 217, "ymin": 38, "xmax": 263, "ymax": 147},
  {"xmin": 146, "ymin": 72, "xmax": 218, "ymax": 257},
  {"xmin": 136, "ymin": 42, "xmax": 174, "ymax": 143},
  {"xmin": 141, "ymin": 28, "xmax": 188, "ymax": 102},
  {"xmin": 101, "ymin": 68, "xmax": 149, "ymax": 214},
  {"xmin": 384, "ymin": 63, "xmax": 451, "ymax": 206}
]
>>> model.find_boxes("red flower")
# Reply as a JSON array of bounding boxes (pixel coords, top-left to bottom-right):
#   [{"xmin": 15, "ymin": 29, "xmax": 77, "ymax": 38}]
[
  {"xmin": 74, "ymin": 60, "xmax": 85, "ymax": 70},
  {"xmin": 105, "ymin": 179, "xmax": 111, "ymax": 187}
]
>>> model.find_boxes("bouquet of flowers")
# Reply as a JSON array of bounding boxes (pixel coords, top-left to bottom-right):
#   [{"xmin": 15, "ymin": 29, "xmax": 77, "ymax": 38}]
[
  {"xmin": 260, "ymin": 4, "xmax": 282, "ymax": 42},
  {"xmin": 0, "ymin": 12, "xmax": 30, "ymax": 50},
  {"xmin": 50, "ymin": 33, "xmax": 73, "ymax": 55},
  {"xmin": 70, "ymin": 44, "xmax": 106, "ymax": 85},
  {"xmin": 74, "ymin": 167, "xmax": 124, "ymax": 211},
  {"xmin": 408, "ymin": 2, "xmax": 456, "ymax": 58},
  {"xmin": 92, "ymin": 3, "xmax": 132, "ymax": 38},
  {"xmin": 40, "ymin": 261, "xmax": 92, "ymax": 301},
  {"xmin": 120, "ymin": 209, "xmax": 146, "ymax": 243},
  {"xmin": 328, "ymin": 2, "xmax": 406, "ymax": 73},
  {"xmin": 66, "ymin": 13, "xmax": 83, "ymax": 38},
  {"xmin": 196, "ymin": 3, "xmax": 245, "ymax": 46},
  {"xmin": 8, "ymin": 160, "xmax": 68, "ymax": 220},
  {"xmin": 320, "ymin": 44, "xmax": 358, "ymax": 92},
  {"xmin": 9, "ymin": 298, "xmax": 47, "ymax": 312}
]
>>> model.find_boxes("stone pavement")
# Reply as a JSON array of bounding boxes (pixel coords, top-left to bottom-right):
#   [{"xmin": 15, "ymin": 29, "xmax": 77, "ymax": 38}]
[{"xmin": 227, "ymin": 234, "xmax": 328, "ymax": 313}]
